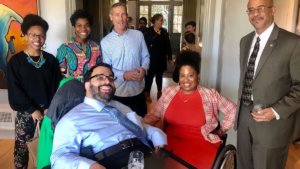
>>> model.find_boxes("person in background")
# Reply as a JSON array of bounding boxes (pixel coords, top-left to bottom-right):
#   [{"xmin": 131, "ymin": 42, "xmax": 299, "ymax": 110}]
[
  {"xmin": 173, "ymin": 31, "xmax": 202, "ymax": 83},
  {"xmin": 144, "ymin": 13, "xmax": 172, "ymax": 101},
  {"xmin": 127, "ymin": 16, "xmax": 135, "ymax": 29},
  {"xmin": 182, "ymin": 21, "xmax": 198, "ymax": 48},
  {"xmin": 101, "ymin": 2, "xmax": 150, "ymax": 117},
  {"xmin": 7, "ymin": 14, "xmax": 61, "ymax": 169},
  {"xmin": 51, "ymin": 63, "xmax": 166, "ymax": 169},
  {"xmin": 57, "ymin": 9, "xmax": 102, "ymax": 80},
  {"xmin": 184, "ymin": 21, "xmax": 196, "ymax": 33},
  {"xmin": 138, "ymin": 17, "xmax": 148, "ymax": 35},
  {"xmin": 236, "ymin": 0, "xmax": 300, "ymax": 168},
  {"xmin": 144, "ymin": 51, "xmax": 236, "ymax": 169},
  {"xmin": 181, "ymin": 31, "xmax": 201, "ymax": 53}
]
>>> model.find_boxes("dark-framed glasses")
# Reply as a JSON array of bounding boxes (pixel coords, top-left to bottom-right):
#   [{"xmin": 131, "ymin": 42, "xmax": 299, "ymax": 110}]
[
  {"xmin": 27, "ymin": 33, "xmax": 46, "ymax": 40},
  {"xmin": 246, "ymin": 6, "xmax": 273, "ymax": 15},
  {"xmin": 89, "ymin": 74, "xmax": 117, "ymax": 82}
]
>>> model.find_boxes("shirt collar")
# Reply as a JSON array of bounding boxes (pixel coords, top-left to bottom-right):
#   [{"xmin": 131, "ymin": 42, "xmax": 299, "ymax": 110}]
[
  {"xmin": 84, "ymin": 97, "xmax": 106, "ymax": 112},
  {"xmin": 255, "ymin": 22, "xmax": 274, "ymax": 41},
  {"xmin": 71, "ymin": 37, "xmax": 91, "ymax": 46},
  {"xmin": 112, "ymin": 29, "xmax": 129, "ymax": 37}
]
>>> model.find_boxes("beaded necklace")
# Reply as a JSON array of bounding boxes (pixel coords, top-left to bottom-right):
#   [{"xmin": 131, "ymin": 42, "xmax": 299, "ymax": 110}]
[{"xmin": 25, "ymin": 51, "xmax": 46, "ymax": 68}]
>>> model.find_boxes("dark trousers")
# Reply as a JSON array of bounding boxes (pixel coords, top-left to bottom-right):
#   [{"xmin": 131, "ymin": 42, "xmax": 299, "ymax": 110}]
[
  {"xmin": 237, "ymin": 104, "xmax": 289, "ymax": 169},
  {"xmin": 113, "ymin": 92, "xmax": 147, "ymax": 117},
  {"xmin": 145, "ymin": 70, "xmax": 163, "ymax": 93},
  {"xmin": 14, "ymin": 111, "xmax": 36, "ymax": 169}
]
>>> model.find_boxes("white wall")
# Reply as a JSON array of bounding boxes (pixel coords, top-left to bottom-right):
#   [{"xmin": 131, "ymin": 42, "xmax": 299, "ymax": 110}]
[
  {"xmin": 274, "ymin": 0, "xmax": 298, "ymax": 32},
  {"xmin": 219, "ymin": 0, "xmax": 252, "ymax": 102},
  {"xmin": 127, "ymin": 1, "xmax": 137, "ymax": 27},
  {"xmin": 40, "ymin": 0, "xmax": 69, "ymax": 56}
]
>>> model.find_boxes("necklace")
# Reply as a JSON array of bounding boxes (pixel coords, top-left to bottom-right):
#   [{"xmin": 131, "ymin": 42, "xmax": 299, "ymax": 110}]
[
  {"xmin": 179, "ymin": 91, "xmax": 195, "ymax": 103},
  {"xmin": 25, "ymin": 51, "xmax": 46, "ymax": 68}
]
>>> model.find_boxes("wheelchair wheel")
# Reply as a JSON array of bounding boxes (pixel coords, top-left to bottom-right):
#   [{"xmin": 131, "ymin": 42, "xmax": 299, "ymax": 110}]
[{"xmin": 212, "ymin": 144, "xmax": 236, "ymax": 169}]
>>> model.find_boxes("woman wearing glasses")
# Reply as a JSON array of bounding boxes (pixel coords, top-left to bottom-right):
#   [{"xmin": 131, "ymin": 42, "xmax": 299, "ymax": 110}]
[{"xmin": 7, "ymin": 14, "xmax": 61, "ymax": 169}]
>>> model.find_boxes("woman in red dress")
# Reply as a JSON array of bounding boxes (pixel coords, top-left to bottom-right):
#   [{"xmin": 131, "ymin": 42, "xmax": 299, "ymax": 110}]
[{"xmin": 144, "ymin": 51, "xmax": 237, "ymax": 169}]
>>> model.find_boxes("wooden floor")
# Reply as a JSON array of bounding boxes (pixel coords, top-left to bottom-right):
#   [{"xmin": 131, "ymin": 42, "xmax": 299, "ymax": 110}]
[{"xmin": 0, "ymin": 139, "xmax": 14, "ymax": 169}]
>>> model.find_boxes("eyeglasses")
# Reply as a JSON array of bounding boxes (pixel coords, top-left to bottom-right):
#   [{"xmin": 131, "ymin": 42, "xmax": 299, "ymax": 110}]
[
  {"xmin": 246, "ymin": 6, "xmax": 273, "ymax": 15},
  {"xmin": 88, "ymin": 74, "xmax": 117, "ymax": 82},
  {"xmin": 27, "ymin": 33, "xmax": 46, "ymax": 40}
]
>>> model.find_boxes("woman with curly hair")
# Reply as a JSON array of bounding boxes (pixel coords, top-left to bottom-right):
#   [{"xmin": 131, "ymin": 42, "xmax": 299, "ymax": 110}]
[{"xmin": 7, "ymin": 14, "xmax": 61, "ymax": 169}]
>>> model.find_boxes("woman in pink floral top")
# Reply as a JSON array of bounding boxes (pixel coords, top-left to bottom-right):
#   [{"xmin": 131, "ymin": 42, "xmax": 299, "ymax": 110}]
[
  {"xmin": 57, "ymin": 9, "xmax": 102, "ymax": 80},
  {"xmin": 143, "ymin": 51, "xmax": 237, "ymax": 169}
]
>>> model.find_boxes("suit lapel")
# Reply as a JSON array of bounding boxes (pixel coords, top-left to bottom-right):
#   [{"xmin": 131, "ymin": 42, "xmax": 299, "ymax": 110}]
[{"xmin": 254, "ymin": 25, "xmax": 279, "ymax": 78}]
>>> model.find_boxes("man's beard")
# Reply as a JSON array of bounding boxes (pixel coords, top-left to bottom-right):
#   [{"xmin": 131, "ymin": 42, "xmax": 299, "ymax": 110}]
[{"xmin": 90, "ymin": 84, "xmax": 115, "ymax": 103}]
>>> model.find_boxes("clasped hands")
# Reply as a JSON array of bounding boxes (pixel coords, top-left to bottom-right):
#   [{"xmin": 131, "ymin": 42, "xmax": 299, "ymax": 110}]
[
  {"xmin": 124, "ymin": 67, "xmax": 145, "ymax": 81},
  {"xmin": 251, "ymin": 107, "xmax": 276, "ymax": 122}
]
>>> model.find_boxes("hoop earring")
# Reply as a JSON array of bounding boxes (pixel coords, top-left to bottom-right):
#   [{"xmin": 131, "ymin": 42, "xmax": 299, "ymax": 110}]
[{"xmin": 42, "ymin": 43, "xmax": 47, "ymax": 49}]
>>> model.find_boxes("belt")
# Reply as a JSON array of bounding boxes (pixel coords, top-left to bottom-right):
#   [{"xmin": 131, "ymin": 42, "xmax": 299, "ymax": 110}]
[{"xmin": 94, "ymin": 138, "xmax": 144, "ymax": 161}]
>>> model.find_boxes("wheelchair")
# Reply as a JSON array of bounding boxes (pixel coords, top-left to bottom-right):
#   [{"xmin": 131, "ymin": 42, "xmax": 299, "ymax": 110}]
[{"xmin": 212, "ymin": 134, "xmax": 237, "ymax": 169}]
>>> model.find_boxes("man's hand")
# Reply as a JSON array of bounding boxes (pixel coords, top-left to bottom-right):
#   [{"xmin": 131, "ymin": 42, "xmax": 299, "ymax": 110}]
[
  {"xmin": 135, "ymin": 67, "xmax": 145, "ymax": 80},
  {"xmin": 154, "ymin": 145, "xmax": 165, "ymax": 153},
  {"xmin": 251, "ymin": 107, "xmax": 276, "ymax": 122},
  {"xmin": 31, "ymin": 110, "xmax": 43, "ymax": 123},
  {"xmin": 124, "ymin": 67, "xmax": 145, "ymax": 81},
  {"xmin": 90, "ymin": 163, "xmax": 106, "ymax": 169}
]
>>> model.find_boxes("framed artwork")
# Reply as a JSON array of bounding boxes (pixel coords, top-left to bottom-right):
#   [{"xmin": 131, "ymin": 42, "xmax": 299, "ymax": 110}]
[{"xmin": 0, "ymin": 0, "xmax": 39, "ymax": 89}]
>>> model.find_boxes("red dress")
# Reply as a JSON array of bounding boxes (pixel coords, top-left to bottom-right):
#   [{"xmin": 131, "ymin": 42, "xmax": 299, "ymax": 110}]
[{"xmin": 164, "ymin": 90, "xmax": 221, "ymax": 169}]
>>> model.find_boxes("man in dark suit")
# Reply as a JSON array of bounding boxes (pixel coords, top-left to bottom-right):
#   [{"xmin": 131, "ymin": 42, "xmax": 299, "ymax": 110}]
[{"xmin": 236, "ymin": 0, "xmax": 300, "ymax": 169}]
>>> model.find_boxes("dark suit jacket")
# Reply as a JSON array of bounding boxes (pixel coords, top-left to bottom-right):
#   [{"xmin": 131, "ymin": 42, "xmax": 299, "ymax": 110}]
[{"xmin": 236, "ymin": 25, "xmax": 300, "ymax": 147}]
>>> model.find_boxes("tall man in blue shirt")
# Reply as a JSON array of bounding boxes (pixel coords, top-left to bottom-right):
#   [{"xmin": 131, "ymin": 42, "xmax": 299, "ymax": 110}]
[
  {"xmin": 101, "ymin": 2, "xmax": 150, "ymax": 117},
  {"xmin": 51, "ymin": 63, "xmax": 166, "ymax": 169}
]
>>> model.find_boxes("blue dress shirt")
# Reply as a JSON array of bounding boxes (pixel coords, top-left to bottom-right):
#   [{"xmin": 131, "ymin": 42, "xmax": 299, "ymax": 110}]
[
  {"xmin": 51, "ymin": 97, "xmax": 166, "ymax": 169},
  {"xmin": 101, "ymin": 29, "xmax": 150, "ymax": 97}
]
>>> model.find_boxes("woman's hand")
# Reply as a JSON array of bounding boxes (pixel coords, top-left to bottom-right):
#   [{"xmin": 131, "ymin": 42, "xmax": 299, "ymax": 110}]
[
  {"xmin": 31, "ymin": 110, "xmax": 43, "ymax": 123},
  {"xmin": 43, "ymin": 109, "xmax": 48, "ymax": 115}
]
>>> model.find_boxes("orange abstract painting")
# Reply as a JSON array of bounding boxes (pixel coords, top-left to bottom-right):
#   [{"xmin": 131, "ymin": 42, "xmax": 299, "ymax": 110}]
[{"xmin": 0, "ymin": 0, "xmax": 39, "ymax": 88}]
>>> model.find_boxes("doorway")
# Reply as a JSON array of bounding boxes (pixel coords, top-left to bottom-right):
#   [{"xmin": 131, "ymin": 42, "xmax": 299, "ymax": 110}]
[{"xmin": 138, "ymin": 0, "xmax": 183, "ymax": 56}]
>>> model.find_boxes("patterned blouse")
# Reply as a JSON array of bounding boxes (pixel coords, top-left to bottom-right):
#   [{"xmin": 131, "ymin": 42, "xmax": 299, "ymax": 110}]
[
  {"xmin": 57, "ymin": 38, "xmax": 102, "ymax": 79},
  {"xmin": 143, "ymin": 85, "xmax": 237, "ymax": 143}
]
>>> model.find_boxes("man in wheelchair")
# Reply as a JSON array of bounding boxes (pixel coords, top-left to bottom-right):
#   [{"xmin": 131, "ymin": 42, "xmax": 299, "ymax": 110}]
[{"xmin": 50, "ymin": 63, "xmax": 167, "ymax": 169}]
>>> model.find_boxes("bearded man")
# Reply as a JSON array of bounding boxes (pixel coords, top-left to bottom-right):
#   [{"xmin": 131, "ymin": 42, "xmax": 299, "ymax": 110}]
[{"xmin": 51, "ymin": 63, "xmax": 166, "ymax": 169}]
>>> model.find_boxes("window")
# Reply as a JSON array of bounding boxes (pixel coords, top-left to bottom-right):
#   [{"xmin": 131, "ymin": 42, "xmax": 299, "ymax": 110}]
[{"xmin": 173, "ymin": 5, "xmax": 182, "ymax": 33}]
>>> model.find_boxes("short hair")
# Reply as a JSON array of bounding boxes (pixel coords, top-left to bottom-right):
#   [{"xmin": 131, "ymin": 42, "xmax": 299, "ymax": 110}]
[
  {"xmin": 139, "ymin": 17, "xmax": 147, "ymax": 24},
  {"xmin": 185, "ymin": 21, "xmax": 196, "ymax": 28},
  {"xmin": 177, "ymin": 51, "xmax": 201, "ymax": 75},
  {"xmin": 150, "ymin": 14, "xmax": 163, "ymax": 24},
  {"xmin": 83, "ymin": 63, "xmax": 114, "ymax": 83},
  {"xmin": 21, "ymin": 14, "xmax": 49, "ymax": 35},
  {"xmin": 127, "ymin": 16, "xmax": 133, "ymax": 22},
  {"xmin": 184, "ymin": 31, "xmax": 196, "ymax": 44},
  {"xmin": 110, "ymin": 2, "xmax": 127, "ymax": 14},
  {"xmin": 70, "ymin": 9, "xmax": 93, "ymax": 26}
]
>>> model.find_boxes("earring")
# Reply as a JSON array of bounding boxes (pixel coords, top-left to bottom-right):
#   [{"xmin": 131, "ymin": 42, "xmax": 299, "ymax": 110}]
[{"xmin": 42, "ymin": 43, "xmax": 47, "ymax": 49}]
